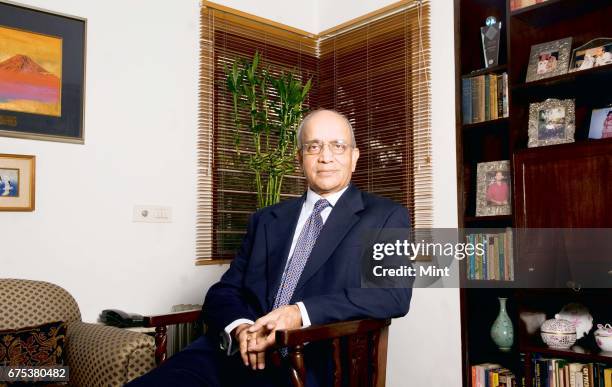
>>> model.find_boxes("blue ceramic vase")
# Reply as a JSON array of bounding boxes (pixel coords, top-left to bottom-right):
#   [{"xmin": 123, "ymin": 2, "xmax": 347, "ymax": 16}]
[{"xmin": 490, "ymin": 297, "xmax": 513, "ymax": 351}]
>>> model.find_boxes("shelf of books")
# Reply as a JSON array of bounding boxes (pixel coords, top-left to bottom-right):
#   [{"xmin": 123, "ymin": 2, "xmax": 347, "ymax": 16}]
[{"xmin": 455, "ymin": 0, "xmax": 612, "ymax": 386}]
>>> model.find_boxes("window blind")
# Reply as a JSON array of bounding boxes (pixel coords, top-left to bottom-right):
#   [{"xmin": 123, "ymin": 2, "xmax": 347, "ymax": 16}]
[
  {"xmin": 198, "ymin": 5, "xmax": 318, "ymax": 262},
  {"xmin": 198, "ymin": 1, "xmax": 432, "ymax": 264},
  {"xmin": 318, "ymin": 0, "xmax": 432, "ymax": 228}
]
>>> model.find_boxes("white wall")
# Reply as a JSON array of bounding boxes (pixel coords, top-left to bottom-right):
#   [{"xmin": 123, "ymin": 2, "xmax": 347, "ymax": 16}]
[
  {"xmin": 0, "ymin": 0, "xmax": 227, "ymax": 322},
  {"xmin": 1, "ymin": 0, "xmax": 460, "ymax": 385},
  {"xmin": 209, "ymin": 0, "xmax": 317, "ymax": 33}
]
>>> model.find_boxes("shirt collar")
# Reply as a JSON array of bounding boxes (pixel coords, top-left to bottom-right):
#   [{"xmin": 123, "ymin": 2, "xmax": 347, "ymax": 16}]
[{"xmin": 305, "ymin": 185, "xmax": 349, "ymax": 209}]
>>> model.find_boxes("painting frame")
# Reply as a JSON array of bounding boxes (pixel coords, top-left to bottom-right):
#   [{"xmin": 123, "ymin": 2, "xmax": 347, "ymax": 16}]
[
  {"xmin": 528, "ymin": 98, "xmax": 575, "ymax": 148},
  {"xmin": 0, "ymin": 1, "xmax": 86, "ymax": 144},
  {"xmin": 476, "ymin": 160, "xmax": 512, "ymax": 217},
  {"xmin": 525, "ymin": 37, "xmax": 572, "ymax": 83},
  {"xmin": 0, "ymin": 153, "xmax": 35, "ymax": 211}
]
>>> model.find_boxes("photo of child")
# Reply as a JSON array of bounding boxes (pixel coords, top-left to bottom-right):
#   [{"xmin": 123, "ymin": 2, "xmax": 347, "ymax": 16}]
[
  {"xmin": 537, "ymin": 51, "xmax": 558, "ymax": 74},
  {"xmin": 588, "ymin": 108, "xmax": 612, "ymax": 139}
]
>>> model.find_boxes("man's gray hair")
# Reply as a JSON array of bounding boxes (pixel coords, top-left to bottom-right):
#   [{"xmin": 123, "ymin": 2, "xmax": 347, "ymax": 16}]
[{"xmin": 296, "ymin": 109, "xmax": 356, "ymax": 148}]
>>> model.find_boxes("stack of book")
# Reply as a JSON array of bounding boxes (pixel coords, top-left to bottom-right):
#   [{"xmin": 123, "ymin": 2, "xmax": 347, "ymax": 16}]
[
  {"xmin": 472, "ymin": 363, "xmax": 518, "ymax": 387},
  {"xmin": 465, "ymin": 229, "xmax": 514, "ymax": 281},
  {"xmin": 532, "ymin": 357, "xmax": 612, "ymax": 387},
  {"xmin": 461, "ymin": 72, "xmax": 509, "ymax": 124}
]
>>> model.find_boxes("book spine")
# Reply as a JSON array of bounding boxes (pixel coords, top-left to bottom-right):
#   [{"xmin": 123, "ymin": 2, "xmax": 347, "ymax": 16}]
[
  {"xmin": 484, "ymin": 74, "xmax": 491, "ymax": 121},
  {"xmin": 479, "ymin": 75, "xmax": 486, "ymax": 122},
  {"xmin": 472, "ymin": 76, "xmax": 480, "ymax": 123},
  {"xmin": 491, "ymin": 75, "xmax": 498, "ymax": 120},
  {"xmin": 463, "ymin": 77, "xmax": 472, "ymax": 124},
  {"xmin": 469, "ymin": 234, "xmax": 476, "ymax": 279},
  {"xmin": 499, "ymin": 232, "xmax": 504, "ymax": 280},
  {"xmin": 502, "ymin": 73, "xmax": 509, "ymax": 118},
  {"xmin": 497, "ymin": 74, "xmax": 504, "ymax": 119}
]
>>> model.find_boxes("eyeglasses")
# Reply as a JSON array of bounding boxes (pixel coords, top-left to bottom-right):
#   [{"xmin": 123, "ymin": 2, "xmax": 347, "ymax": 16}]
[{"xmin": 301, "ymin": 140, "xmax": 352, "ymax": 155}]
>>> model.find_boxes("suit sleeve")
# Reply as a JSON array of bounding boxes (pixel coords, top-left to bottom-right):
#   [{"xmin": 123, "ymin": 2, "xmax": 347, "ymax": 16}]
[
  {"xmin": 300, "ymin": 205, "xmax": 413, "ymax": 325},
  {"xmin": 201, "ymin": 212, "xmax": 260, "ymax": 337}
]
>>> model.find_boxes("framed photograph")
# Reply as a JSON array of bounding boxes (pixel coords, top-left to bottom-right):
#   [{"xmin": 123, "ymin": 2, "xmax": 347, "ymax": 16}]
[
  {"xmin": 528, "ymin": 98, "xmax": 575, "ymax": 148},
  {"xmin": 588, "ymin": 106, "xmax": 612, "ymax": 139},
  {"xmin": 0, "ymin": 1, "xmax": 86, "ymax": 143},
  {"xmin": 525, "ymin": 38, "xmax": 572, "ymax": 82},
  {"xmin": 0, "ymin": 153, "xmax": 35, "ymax": 211},
  {"xmin": 476, "ymin": 160, "xmax": 511, "ymax": 217},
  {"xmin": 569, "ymin": 38, "xmax": 612, "ymax": 72}
]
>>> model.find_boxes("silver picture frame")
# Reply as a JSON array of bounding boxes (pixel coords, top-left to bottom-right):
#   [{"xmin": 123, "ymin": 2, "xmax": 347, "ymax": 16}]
[
  {"xmin": 525, "ymin": 37, "xmax": 572, "ymax": 82},
  {"xmin": 528, "ymin": 98, "xmax": 575, "ymax": 148},
  {"xmin": 475, "ymin": 160, "xmax": 511, "ymax": 217}
]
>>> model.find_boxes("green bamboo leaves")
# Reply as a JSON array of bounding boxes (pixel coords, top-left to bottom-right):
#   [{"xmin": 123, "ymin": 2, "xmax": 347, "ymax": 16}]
[{"xmin": 225, "ymin": 51, "xmax": 312, "ymax": 209}]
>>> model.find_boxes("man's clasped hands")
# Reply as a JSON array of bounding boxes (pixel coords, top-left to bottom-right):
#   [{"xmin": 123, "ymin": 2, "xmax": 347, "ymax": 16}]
[{"xmin": 232, "ymin": 305, "xmax": 302, "ymax": 370}]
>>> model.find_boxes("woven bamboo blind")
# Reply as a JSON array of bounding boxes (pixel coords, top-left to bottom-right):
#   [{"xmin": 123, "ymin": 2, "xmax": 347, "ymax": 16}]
[
  {"xmin": 197, "ymin": 5, "xmax": 318, "ymax": 262},
  {"xmin": 318, "ymin": 0, "xmax": 432, "ymax": 228},
  {"xmin": 197, "ymin": 1, "xmax": 432, "ymax": 263}
]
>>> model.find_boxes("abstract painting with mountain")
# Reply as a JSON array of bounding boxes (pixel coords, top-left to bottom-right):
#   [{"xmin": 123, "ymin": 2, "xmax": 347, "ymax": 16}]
[{"xmin": 0, "ymin": 26, "xmax": 62, "ymax": 117}]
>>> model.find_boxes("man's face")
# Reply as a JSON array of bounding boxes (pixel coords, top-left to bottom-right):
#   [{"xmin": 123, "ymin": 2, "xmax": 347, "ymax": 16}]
[{"xmin": 298, "ymin": 111, "xmax": 359, "ymax": 197}]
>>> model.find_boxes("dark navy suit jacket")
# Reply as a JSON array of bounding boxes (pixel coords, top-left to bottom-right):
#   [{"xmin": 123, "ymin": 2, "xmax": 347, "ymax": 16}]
[{"xmin": 202, "ymin": 183, "xmax": 412, "ymax": 340}]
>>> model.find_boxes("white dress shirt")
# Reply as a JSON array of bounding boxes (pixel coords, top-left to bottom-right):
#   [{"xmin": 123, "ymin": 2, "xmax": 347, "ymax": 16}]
[{"xmin": 222, "ymin": 186, "xmax": 349, "ymax": 355}]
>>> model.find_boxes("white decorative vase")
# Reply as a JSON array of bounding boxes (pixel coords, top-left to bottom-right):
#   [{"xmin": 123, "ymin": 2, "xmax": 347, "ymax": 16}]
[{"xmin": 541, "ymin": 318, "xmax": 576, "ymax": 349}]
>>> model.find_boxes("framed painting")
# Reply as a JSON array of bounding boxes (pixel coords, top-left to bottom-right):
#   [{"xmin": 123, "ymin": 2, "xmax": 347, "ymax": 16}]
[
  {"xmin": 0, "ymin": 1, "xmax": 86, "ymax": 143},
  {"xmin": 0, "ymin": 153, "xmax": 35, "ymax": 211}
]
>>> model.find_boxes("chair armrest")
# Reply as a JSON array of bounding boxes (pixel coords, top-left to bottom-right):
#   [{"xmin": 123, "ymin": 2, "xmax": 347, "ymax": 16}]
[
  {"xmin": 275, "ymin": 318, "xmax": 390, "ymax": 347},
  {"xmin": 142, "ymin": 309, "xmax": 202, "ymax": 365},
  {"xmin": 143, "ymin": 309, "xmax": 201, "ymax": 327},
  {"xmin": 66, "ymin": 321, "xmax": 155, "ymax": 387}
]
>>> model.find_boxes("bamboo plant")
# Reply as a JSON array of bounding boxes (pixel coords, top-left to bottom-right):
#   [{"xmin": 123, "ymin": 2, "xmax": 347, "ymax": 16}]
[{"xmin": 225, "ymin": 52, "xmax": 312, "ymax": 209}]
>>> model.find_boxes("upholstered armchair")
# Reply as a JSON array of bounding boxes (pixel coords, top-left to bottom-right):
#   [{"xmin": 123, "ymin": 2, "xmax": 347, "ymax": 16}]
[{"xmin": 0, "ymin": 279, "xmax": 156, "ymax": 387}]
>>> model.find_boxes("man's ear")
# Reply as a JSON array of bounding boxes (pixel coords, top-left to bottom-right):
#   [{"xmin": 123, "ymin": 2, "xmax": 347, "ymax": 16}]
[
  {"xmin": 351, "ymin": 147, "xmax": 360, "ymax": 172},
  {"xmin": 297, "ymin": 150, "xmax": 303, "ymax": 167}
]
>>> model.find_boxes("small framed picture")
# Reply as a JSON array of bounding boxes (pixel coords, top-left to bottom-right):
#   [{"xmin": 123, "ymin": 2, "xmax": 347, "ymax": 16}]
[
  {"xmin": 588, "ymin": 107, "xmax": 612, "ymax": 139},
  {"xmin": 525, "ymin": 38, "xmax": 572, "ymax": 82},
  {"xmin": 476, "ymin": 160, "xmax": 511, "ymax": 217},
  {"xmin": 0, "ymin": 154, "xmax": 35, "ymax": 211},
  {"xmin": 528, "ymin": 98, "xmax": 575, "ymax": 148},
  {"xmin": 569, "ymin": 38, "xmax": 612, "ymax": 72}
]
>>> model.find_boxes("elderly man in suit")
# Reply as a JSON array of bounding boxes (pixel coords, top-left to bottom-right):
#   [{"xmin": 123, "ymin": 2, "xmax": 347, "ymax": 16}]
[{"xmin": 129, "ymin": 109, "xmax": 412, "ymax": 386}]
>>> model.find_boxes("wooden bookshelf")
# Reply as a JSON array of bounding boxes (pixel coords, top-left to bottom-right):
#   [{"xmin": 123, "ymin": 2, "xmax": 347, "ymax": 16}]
[{"xmin": 454, "ymin": 0, "xmax": 612, "ymax": 386}]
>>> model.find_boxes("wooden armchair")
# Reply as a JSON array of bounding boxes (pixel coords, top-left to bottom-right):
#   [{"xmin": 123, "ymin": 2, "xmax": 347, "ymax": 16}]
[{"xmin": 143, "ymin": 310, "xmax": 390, "ymax": 387}]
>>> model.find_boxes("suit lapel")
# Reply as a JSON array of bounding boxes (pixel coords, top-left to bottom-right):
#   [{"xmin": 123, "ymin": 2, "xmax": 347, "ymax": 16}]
[
  {"xmin": 265, "ymin": 195, "xmax": 305, "ymax": 306},
  {"xmin": 293, "ymin": 184, "xmax": 364, "ymax": 295}
]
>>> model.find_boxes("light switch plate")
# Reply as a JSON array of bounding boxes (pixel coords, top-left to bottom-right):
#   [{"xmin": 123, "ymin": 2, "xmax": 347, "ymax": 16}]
[{"xmin": 133, "ymin": 205, "xmax": 172, "ymax": 223}]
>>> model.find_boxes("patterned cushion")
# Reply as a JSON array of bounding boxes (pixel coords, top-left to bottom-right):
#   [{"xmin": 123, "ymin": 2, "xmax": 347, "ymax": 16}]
[
  {"xmin": 0, "ymin": 279, "xmax": 80, "ymax": 330},
  {"xmin": 0, "ymin": 321, "xmax": 67, "ymax": 367}
]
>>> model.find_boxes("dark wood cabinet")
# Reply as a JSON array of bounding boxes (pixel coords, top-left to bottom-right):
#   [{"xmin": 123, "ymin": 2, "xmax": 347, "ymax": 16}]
[{"xmin": 454, "ymin": 0, "xmax": 612, "ymax": 386}]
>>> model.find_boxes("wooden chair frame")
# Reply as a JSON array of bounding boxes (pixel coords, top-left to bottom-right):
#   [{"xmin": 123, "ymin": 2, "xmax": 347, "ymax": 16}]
[{"xmin": 144, "ymin": 310, "xmax": 390, "ymax": 387}]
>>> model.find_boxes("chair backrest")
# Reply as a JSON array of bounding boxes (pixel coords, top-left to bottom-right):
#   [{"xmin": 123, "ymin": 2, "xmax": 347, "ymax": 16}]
[
  {"xmin": 0, "ymin": 278, "xmax": 81, "ymax": 330},
  {"xmin": 333, "ymin": 324, "xmax": 389, "ymax": 387},
  {"xmin": 276, "ymin": 319, "xmax": 390, "ymax": 387}
]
